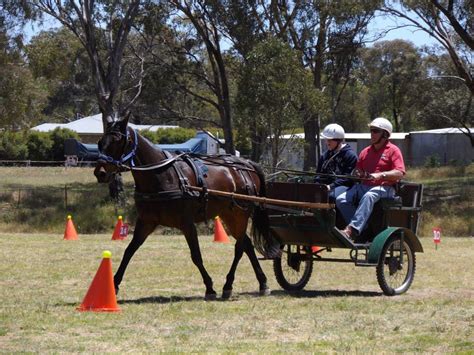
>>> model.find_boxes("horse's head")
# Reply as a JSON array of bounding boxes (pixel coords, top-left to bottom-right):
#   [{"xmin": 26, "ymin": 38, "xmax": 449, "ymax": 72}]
[{"xmin": 94, "ymin": 117, "xmax": 134, "ymax": 183}]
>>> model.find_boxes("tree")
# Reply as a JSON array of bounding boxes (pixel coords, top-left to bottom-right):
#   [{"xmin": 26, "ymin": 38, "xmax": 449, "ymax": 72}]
[
  {"xmin": 26, "ymin": 28, "xmax": 97, "ymax": 121},
  {"xmin": 236, "ymin": 38, "xmax": 320, "ymax": 167},
  {"xmin": 0, "ymin": 13, "xmax": 47, "ymax": 129},
  {"xmin": 170, "ymin": 0, "xmax": 236, "ymax": 154},
  {"xmin": 256, "ymin": 0, "xmax": 381, "ymax": 169},
  {"xmin": 383, "ymin": 0, "xmax": 473, "ymax": 95},
  {"xmin": 361, "ymin": 40, "xmax": 424, "ymax": 131},
  {"xmin": 29, "ymin": 0, "xmax": 145, "ymax": 126}
]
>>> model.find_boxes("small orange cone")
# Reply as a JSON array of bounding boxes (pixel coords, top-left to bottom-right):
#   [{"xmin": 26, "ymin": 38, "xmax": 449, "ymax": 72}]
[
  {"xmin": 77, "ymin": 250, "xmax": 120, "ymax": 312},
  {"xmin": 64, "ymin": 215, "xmax": 78, "ymax": 240},
  {"xmin": 111, "ymin": 216, "xmax": 128, "ymax": 240},
  {"xmin": 311, "ymin": 246, "xmax": 320, "ymax": 253},
  {"xmin": 214, "ymin": 216, "xmax": 230, "ymax": 243}
]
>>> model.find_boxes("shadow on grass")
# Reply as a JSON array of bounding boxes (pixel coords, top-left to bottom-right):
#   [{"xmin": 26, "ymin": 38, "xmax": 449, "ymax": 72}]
[
  {"xmin": 110, "ymin": 288, "xmax": 382, "ymax": 305},
  {"xmin": 119, "ymin": 295, "xmax": 206, "ymax": 304},
  {"xmin": 242, "ymin": 289, "xmax": 382, "ymax": 298}
]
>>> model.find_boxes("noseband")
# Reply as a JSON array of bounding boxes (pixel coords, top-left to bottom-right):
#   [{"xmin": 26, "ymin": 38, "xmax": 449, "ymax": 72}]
[{"xmin": 98, "ymin": 127, "xmax": 138, "ymax": 168}]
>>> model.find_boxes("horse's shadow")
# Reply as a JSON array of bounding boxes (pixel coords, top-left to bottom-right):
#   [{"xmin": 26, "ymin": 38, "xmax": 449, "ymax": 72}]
[{"xmin": 120, "ymin": 289, "xmax": 381, "ymax": 304}]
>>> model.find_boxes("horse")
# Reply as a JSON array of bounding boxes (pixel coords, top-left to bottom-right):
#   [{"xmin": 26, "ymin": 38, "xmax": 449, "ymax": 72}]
[{"xmin": 94, "ymin": 117, "xmax": 279, "ymax": 300}]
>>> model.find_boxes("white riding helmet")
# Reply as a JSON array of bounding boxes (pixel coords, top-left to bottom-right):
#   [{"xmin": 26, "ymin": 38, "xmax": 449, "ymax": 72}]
[
  {"xmin": 321, "ymin": 123, "xmax": 345, "ymax": 140},
  {"xmin": 368, "ymin": 117, "xmax": 393, "ymax": 136}
]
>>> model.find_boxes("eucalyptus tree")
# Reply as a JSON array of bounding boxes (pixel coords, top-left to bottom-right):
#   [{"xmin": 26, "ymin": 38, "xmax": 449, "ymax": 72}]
[
  {"xmin": 27, "ymin": 0, "xmax": 149, "ymax": 127},
  {"xmin": 236, "ymin": 38, "xmax": 320, "ymax": 165},
  {"xmin": 361, "ymin": 39, "xmax": 424, "ymax": 132},
  {"xmin": 252, "ymin": 0, "xmax": 381, "ymax": 170},
  {"xmin": 26, "ymin": 28, "xmax": 97, "ymax": 120},
  {"xmin": 383, "ymin": 0, "xmax": 473, "ymax": 95},
  {"xmin": 169, "ymin": 0, "xmax": 236, "ymax": 154},
  {"xmin": 0, "ymin": 3, "xmax": 47, "ymax": 129}
]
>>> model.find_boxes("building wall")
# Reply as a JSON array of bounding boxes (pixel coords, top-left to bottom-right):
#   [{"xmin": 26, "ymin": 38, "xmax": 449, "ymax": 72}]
[
  {"xmin": 268, "ymin": 133, "xmax": 472, "ymax": 170},
  {"xmin": 409, "ymin": 133, "xmax": 473, "ymax": 166}
]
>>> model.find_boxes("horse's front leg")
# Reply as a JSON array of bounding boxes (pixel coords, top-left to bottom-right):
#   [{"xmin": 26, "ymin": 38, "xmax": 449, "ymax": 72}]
[
  {"xmin": 181, "ymin": 223, "xmax": 217, "ymax": 300},
  {"xmin": 114, "ymin": 218, "xmax": 156, "ymax": 294}
]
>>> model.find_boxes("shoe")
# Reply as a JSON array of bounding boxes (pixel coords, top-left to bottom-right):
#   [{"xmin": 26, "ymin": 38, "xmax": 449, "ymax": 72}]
[{"xmin": 342, "ymin": 226, "xmax": 355, "ymax": 240}]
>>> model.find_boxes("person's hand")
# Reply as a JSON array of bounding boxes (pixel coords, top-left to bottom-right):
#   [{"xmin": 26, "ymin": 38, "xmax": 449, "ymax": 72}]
[
  {"xmin": 369, "ymin": 172, "xmax": 382, "ymax": 180},
  {"xmin": 326, "ymin": 185, "xmax": 331, "ymax": 191},
  {"xmin": 351, "ymin": 168, "xmax": 367, "ymax": 178}
]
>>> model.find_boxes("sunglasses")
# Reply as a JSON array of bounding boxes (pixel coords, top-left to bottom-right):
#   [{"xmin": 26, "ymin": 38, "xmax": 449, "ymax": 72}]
[{"xmin": 370, "ymin": 128, "xmax": 382, "ymax": 134}]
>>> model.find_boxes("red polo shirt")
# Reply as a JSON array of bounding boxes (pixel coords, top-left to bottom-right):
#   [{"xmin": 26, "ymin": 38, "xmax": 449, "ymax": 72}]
[{"xmin": 357, "ymin": 141, "xmax": 406, "ymax": 186}]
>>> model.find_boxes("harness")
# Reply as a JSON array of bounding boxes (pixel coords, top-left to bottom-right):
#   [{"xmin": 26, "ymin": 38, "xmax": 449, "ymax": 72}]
[{"xmin": 98, "ymin": 128, "xmax": 259, "ymax": 213}]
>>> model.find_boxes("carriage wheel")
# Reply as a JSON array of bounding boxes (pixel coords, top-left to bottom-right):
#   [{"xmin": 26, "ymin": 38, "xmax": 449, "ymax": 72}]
[
  {"xmin": 273, "ymin": 244, "xmax": 313, "ymax": 291},
  {"xmin": 376, "ymin": 235, "xmax": 416, "ymax": 296}
]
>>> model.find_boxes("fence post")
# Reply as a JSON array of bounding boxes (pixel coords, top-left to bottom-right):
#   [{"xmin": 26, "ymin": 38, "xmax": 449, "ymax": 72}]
[{"xmin": 64, "ymin": 184, "xmax": 68, "ymax": 209}]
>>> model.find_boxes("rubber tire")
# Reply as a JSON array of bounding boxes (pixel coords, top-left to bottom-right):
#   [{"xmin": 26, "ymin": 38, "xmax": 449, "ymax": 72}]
[
  {"xmin": 273, "ymin": 244, "xmax": 313, "ymax": 291},
  {"xmin": 376, "ymin": 235, "xmax": 416, "ymax": 296}
]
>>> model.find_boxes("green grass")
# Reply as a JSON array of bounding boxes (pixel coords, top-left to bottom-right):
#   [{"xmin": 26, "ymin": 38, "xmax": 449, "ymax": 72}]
[{"xmin": 0, "ymin": 234, "xmax": 472, "ymax": 352}]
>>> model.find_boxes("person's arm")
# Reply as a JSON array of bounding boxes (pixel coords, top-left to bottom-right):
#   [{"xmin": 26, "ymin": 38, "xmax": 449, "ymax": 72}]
[{"xmin": 369, "ymin": 169, "xmax": 403, "ymax": 182}]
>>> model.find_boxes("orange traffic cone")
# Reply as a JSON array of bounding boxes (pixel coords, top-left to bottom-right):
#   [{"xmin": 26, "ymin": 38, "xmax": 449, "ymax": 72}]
[
  {"xmin": 64, "ymin": 215, "xmax": 78, "ymax": 240},
  {"xmin": 111, "ymin": 216, "xmax": 127, "ymax": 240},
  {"xmin": 214, "ymin": 216, "xmax": 230, "ymax": 243},
  {"xmin": 77, "ymin": 250, "xmax": 120, "ymax": 312}
]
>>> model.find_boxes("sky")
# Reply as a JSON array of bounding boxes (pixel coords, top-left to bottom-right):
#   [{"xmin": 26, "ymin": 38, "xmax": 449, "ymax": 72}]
[{"xmin": 24, "ymin": 11, "xmax": 441, "ymax": 50}]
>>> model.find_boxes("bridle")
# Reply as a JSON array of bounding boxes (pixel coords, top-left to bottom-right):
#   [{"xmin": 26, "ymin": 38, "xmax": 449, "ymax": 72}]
[
  {"xmin": 98, "ymin": 126, "xmax": 185, "ymax": 172},
  {"xmin": 98, "ymin": 126, "xmax": 138, "ymax": 169}
]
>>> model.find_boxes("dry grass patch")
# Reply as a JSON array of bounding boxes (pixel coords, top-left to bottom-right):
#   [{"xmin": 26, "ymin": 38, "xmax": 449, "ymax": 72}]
[{"xmin": 0, "ymin": 233, "xmax": 472, "ymax": 352}]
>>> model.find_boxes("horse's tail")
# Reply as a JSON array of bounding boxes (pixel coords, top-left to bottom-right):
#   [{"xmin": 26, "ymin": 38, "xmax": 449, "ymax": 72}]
[{"xmin": 249, "ymin": 161, "xmax": 281, "ymax": 258}]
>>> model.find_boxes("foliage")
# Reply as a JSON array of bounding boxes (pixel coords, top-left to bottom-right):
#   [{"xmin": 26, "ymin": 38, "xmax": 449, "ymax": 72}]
[
  {"xmin": 26, "ymin": 28, "xmax": 97, "ymax": 119},
  {"xmin": 236, "ymin": 38, "xmax": 322, "ymax": 164},
  {"xmin": 0, "ymin": 131, "xmax": 28, "ymax": 160},
  {"xmin": 26, "ymin": 131, "xmax": 52, "ymax": 161},
  {"xmin": 360, "ymin": 40, "xmax": 424, "ymax": 131},
  {"xmin": 140, "ymin": 127, "xmax": 196, "ymax": 144},
  {"xmin": 49, "ymin": 128, "xmax": 79, "ymax": 161}
]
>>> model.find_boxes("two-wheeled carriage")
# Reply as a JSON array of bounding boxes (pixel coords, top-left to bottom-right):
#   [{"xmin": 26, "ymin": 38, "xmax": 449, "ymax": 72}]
[{"xmin": 264, "ymin": 178, "xmax": 424, "ymax": 295}]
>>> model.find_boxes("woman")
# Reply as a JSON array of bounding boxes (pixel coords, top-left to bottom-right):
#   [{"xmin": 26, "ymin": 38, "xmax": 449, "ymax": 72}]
[{"xmin": 315, "ymin": 123, "xmax": 358, "ymax": 200}]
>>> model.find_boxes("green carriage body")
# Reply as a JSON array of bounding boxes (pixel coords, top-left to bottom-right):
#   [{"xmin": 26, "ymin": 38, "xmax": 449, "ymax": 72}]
[{"xmin": 266, "ymin": 181, "xmax": 424, "ymax": 295}]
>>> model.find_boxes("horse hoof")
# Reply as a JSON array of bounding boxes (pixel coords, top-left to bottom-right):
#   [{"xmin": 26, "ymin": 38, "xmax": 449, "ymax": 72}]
[
  {"xmin": 205, "ymin": 292, "xmax": 217, "ymax": 301},
  {"xmin": 222, "ymin": 289, "xmax": 232, "ymax": 300},
  {"xmin": 259, "ymin": 287, "xmax": 271, "ymax": 296}
]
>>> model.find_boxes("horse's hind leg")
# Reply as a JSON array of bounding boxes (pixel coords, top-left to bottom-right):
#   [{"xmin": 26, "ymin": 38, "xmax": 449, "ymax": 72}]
[
  {"xmin": 242, "ymin": 234, "xmax": 270, "ymax": 296},
  {"xmin": 181, "ymin": 223, "xmax": 217, "ymax": 300},
  {"xmin": 222, "ymin": 238, "xmax": 245, "ymax": 299},
  {"xmin": 114, "ymin": 219, "xmax": 156, "ymax": 294}
]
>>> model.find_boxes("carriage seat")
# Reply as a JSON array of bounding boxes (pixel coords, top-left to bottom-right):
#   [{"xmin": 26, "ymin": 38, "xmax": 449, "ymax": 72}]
[{"xmin": 381, "ymin": 181, "xmax": 423, "ymax": 211}]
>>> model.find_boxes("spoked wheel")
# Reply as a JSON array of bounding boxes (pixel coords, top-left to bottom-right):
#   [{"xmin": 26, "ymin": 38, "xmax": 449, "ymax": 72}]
[
  {"xmin": 273, "ymin": 244, "xmax": 313, "ymax": 291},
  {"xmin": 376, "ymin": 235, "xmax": 416, "ymax": 296}
]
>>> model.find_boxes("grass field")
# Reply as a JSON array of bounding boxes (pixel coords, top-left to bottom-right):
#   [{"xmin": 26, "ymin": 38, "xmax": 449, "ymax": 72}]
[{"xmin": 0, "ymin": 233, "xmax": 472, "ymax": 352}]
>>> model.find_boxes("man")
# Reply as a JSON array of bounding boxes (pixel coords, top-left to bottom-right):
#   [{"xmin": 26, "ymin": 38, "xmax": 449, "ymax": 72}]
[
  {"xmin": 315, "ymin": 123, "xmax": 357, "ymax": 200},
  {"xmin": 336, "ymin": 117, "xmax": 406, "ymax": 239}
]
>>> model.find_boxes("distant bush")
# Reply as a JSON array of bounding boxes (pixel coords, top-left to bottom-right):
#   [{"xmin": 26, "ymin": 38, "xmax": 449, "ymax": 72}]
[
  {"xmin": 0, "ymin": 131, "xmax": 28, "ymax": 160},
  {"xmin": 50, "ymin": 128, "xmax": 79, "ymax": 160},
  {"xmin": 26, "ymin": 131, "xmax": 53, "ymax": 161},
  {"xmin": 424, "ymin": 155, "xmax": 441, "ymax": 168},
  {"xmin": 140, "ymin": 128, "xmax": 196, "ymax": 144}
]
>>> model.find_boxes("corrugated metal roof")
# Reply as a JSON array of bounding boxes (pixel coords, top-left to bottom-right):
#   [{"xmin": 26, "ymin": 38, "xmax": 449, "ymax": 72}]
[
  {"xmin": 409, "ymin": 127, "xmax": 474, "ymax": 134},
  {"xmin": 31, "ymin": 113, "xmax": 179, "ymax": 134}
]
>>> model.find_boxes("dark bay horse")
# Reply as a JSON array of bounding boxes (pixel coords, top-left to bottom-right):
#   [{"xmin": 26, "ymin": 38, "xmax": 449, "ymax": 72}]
[{"xmin": 94, "ymin": 117, "xmax": 278, "ymax": 299}]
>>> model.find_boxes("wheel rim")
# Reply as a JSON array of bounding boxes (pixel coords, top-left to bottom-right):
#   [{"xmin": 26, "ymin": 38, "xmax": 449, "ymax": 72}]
[{"xmin": 382, "ymin": 240, "xmax": 413, "ymax": 292}]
